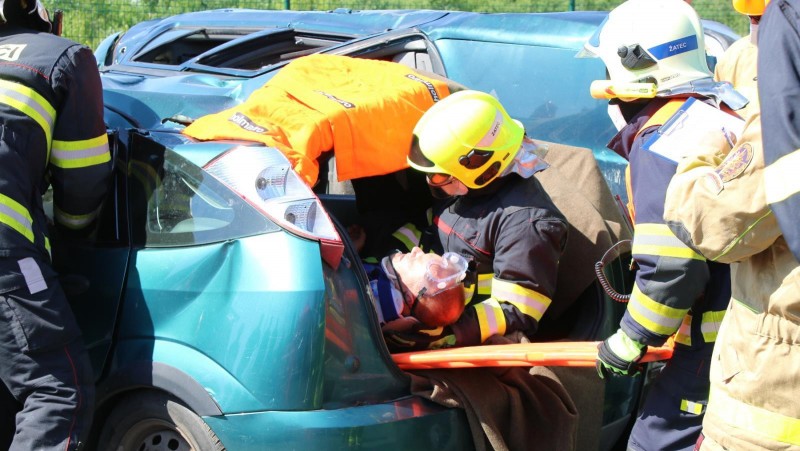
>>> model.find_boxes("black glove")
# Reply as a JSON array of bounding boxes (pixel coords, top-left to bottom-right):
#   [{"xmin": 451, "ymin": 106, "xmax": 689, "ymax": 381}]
[
  {"xmin": 596, "ymin": 329, "xmax": 647, "ymax": 379},
  {"xmin": 384, "ymin": 324, "xmax": 459, "ymax": 351}
]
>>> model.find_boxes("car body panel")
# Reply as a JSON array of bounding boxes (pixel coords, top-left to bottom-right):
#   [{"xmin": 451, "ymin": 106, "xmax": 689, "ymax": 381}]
[{"xmin": 204, "ymin": 396, "xmax": 474, "ymax": 450}]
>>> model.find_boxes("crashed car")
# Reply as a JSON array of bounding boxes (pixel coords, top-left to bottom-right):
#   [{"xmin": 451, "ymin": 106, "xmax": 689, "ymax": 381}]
[{"xmin": 51, "ymin": 8, "xmax": 738, "ymax": 451}]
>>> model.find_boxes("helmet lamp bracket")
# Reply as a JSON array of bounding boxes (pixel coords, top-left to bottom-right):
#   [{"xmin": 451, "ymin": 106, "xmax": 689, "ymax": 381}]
[{"xmin": 617, "ymin": 44, "xmax": 657, "ymax": 71}]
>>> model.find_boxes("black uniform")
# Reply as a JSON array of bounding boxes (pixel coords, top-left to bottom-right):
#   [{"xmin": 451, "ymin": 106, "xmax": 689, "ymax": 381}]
[
  {"xmin": 0, "ymin": 24, "xmax": 110, "ymax": 450},
  {"xmin": 429, "ymin": 173, "xmax": 568, "ymax": 345}
]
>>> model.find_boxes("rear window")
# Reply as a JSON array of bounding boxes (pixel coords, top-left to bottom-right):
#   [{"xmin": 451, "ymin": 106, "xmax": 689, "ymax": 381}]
[{"xmin": 132, "ymin": 26, "xmax": 351, "ymax": 70}]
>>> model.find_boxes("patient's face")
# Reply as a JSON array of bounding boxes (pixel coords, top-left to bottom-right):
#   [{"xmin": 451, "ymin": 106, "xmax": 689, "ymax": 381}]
[{"xmin": 390, "ymin": 247, "xmax": 440, "ymax": 301}]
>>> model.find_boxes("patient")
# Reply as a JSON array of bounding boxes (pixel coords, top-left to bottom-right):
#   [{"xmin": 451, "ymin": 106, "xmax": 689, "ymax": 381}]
[{"xmin": 362, "ymin": 246, "xmax": 471, "ymax": 331}]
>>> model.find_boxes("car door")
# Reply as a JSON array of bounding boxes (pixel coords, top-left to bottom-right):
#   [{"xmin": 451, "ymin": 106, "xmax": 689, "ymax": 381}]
[{"xmin": 49, "ymin": 131, "xmax": 131, "ymax": 380}]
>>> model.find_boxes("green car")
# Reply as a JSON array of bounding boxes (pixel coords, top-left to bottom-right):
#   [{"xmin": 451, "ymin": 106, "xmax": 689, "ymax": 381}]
[{"xmin": 54, "ymin": 8, "xmax": 738, "ymax": 450}]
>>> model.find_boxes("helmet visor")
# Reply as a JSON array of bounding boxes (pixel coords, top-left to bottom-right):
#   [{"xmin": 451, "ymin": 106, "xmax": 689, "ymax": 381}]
[{"xmin": 408, "ymin": 135, "xmax": 436, "ymax": 169}]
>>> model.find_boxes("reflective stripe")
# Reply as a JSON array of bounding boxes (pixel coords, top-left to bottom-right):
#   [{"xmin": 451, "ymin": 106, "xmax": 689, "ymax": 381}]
[
  {"xmin": 733, "ymin": 296, "xmax": 761, "ymax": 314},
  {"xmin": 0, "ymin": 79, "xmax": 55, "ymax": 160},
  {"xmin": 680, "ymin": 399, "xmax": 705, "ymax": 415},
  {"xmin": 0, "ymin": 193, "xmax": 34, "ymax": 242},
  {"xmin": 54, "ymin": 205, "xmax": 99, "ymax": 230},
  {"xmin": 628, "ymin": 284, "xmax": 687, "ymax": 336},
  {"xmin": 701, "ymin": 310, "xmax": 726, "ymax": 343},
  {"xmin": 391, "ymin": 223, "xmax": 421, "ymax": 252},
  {"xmin": 474, "ymin": 299, "xmax": 507, "ymax": 342},
  {"xmin": 51, "ymin": 134, "xmax": 110, "ymax": 169},
  {"xmin": 18, "ymin": 257, "xmax": 47, "ymax": 295},
  {"xmin": 491, "ymin": 278, "xmax": 551, "ymax": 322},
  {"xmin": 709, "ymin": 386, "xmax": 800, "ymax": 446},
  {"xmin": 633, "ymin": 223, "xmax": 705, "ymax": 260},
  {"xmin": 477, "ymin": 273, "xmax": 493, "ymax": 296},
  {"xmin": 764, "ymin": 149, "xmax": 800, "ymax": 204},
  {"xmin": 675, "ymin": 314, "xmax": 693, "ymax": 346},
  {"xmin": 463, "ymin": 284, "xmax": 475, "ymax": 304}
]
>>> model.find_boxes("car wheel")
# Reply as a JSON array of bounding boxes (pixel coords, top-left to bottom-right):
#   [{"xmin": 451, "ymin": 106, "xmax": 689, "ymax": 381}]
[{"xmin": 97, "ymin": 391, "xmax": 225, "ymax": 451}]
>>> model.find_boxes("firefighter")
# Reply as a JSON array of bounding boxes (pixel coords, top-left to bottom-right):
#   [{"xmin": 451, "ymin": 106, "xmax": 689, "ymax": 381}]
[
  {"xmin": 0, "ymin": 1, "xmax": 111, "ymax": 449},
  {"xmin": 665, "ymin": 0, "xmax": 800, "ymax": 448},
  {"xmin": 383, "ymin": 89, "xmax": 569, "ymax": 351},
  {"xmin": 577, "ymin": 0, "xmax": 749, "ymax": 449},
  {"xmin": 713, "ymin": 0, "xmax": 763, "ymax": 121}
]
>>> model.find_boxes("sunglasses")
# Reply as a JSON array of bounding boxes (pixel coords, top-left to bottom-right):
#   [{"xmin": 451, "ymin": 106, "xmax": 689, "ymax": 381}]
[{"xmin": 426, "ymin": 173, "xmax": 455, "ymax": 187}]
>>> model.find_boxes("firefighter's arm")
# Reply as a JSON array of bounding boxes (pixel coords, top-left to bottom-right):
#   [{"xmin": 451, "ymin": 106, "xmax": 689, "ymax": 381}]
[
  {"xmin": 49, "ymin": 45, "xmax": 111, "ymax": 234},
  {"xmin": 664, "ymin": 112, "xmax": 781, "ymax": 263},
  {"xmin": 480, "ymin": 212, "xmax": 567, "ymax": 341},
  {"xmin": 621, "ymin": 149, "xmax": 709, "ymax": 346}
]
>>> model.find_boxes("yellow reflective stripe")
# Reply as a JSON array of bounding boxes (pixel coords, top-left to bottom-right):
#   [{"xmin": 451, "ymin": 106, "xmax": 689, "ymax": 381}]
[
  {"xmin": 477, "ymin": 273, "xmax": 493, "ymax": 296},
  {"xmin": 701, "ymin": 309, "xmax": 726, "ymax": 343},
  {"xmin": 0, "ymin": 79, "xmax": 55, "ymax": 159},
  {"xmin": 491, "ymin": 278, "xmax": 551, "ymax": 322},
  {"xmin": 391, "ymin": 223, "xmax": 421, "ymax": 252},
  {"xmin": 0, "ymin": 193, "xmax": 34, "ymax": 242},
  {"xmin": 680, "ymin": 399, "xmax": 705, "ymax": 415},
  {"xmin": 463, "ymin": 284, "xmax": 475, "ymax": 304},
  {"xmin": 633, "ymin": 223, "xmax": 705, "ymax": 260},
  {"xmin": 628, "ymin": 284, "xmax": 687, "ymax": 335},
  {"xmin": 44, "ymin": 236, "xmax": 50, "ymax": 257},
  {"xmin": 54, "ymin": 205, "xmax": 99, "ymax": 230},
  {"xmin": 764, "ymin": 149, "xmax": 800, "ymax": 204},
  {"xmin": 675, "ymin": 314, "xmax": 692, "ymax": 346},
  {"xmin": 709, "ymin": 386, "xmax": 800, "ymax": 446},
  {"xmin": 50, "ymin": 134, "xmax": 110, "ymax": 169},
  {"xmin": 473, "ymin": 300, "xmax": 507, "ymax": 342}
]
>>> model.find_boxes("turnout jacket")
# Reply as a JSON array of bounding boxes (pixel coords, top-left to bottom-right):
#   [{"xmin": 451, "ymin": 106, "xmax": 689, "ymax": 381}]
[
  {"xmin": 607, "ymin": 97, "xmax": 730, "ymax": 351},
  {"xmin": 666, "ymin": 108, "xmax": 800, "ymax": 451},
  {"xmin": 0, "ymin": 26, "xmax": 110, "ymax": 278},
  {"xmin": 427, "ymin": 174, "xmax": 568, "ymax": 345},
  {"xmin": 662, "ymin": 2, "xmax": 800, "ymax": 446},
  {"xmin": 759, "ymin": 0, "xmax": 800, "ymax": 265}
]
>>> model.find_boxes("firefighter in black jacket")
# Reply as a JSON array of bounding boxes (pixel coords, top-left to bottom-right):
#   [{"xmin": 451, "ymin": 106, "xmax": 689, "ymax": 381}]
[
  {"xmin": 385, "ymin": 90, "xmax": 568, "ymax": 350},
  {"xmin": 0, "ymin": 1, "xmax": 111, "ymax": 449}
]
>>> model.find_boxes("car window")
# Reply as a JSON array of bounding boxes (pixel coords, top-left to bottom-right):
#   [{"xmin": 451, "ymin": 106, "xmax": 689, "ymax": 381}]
[
  {"xmin": 436, "ymin": 38, "xmax": 615, "ymax": 153},
  {"xmin": 129, "ymin": 147, "xmax": 277, "ymax": 247}
]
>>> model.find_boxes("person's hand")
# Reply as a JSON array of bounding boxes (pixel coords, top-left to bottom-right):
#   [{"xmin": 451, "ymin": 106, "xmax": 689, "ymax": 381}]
[
  {"xmin": 596, "ymin": 329, "xmax": 647, "ymax": 379},
  {"xmin": 680, "ymin": 126, "xmax": 737, "ymax": 165},
  {"xmin": 384, "ymin": 323, "xmax": 459, "ymax": 351}
]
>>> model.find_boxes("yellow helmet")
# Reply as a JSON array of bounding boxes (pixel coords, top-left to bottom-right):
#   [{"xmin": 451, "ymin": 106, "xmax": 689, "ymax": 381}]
[
  {"xmin": 579, "ymin": 0, "xmax": 712, "ymax": 94},
  {"xmin": 408, "ymin": 90, "xmax": 524, "ymax": 189},
  {"xmin": 732, "ymin": 0, "xmax": 768, "ymax": 16}
]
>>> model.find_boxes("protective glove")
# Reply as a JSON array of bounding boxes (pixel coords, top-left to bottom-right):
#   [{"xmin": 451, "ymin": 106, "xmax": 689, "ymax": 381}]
[
  {"xmin": 384, "ymin": 325, "xmax": 458, "ymax": 351},
  {"xmin": 596, "ymin": 328, "xmax": 647, "ymax": 379}
]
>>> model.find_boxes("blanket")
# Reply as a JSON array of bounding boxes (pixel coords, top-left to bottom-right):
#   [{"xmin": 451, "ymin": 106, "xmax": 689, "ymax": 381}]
[{"xmin": 409, "ymin": 335, "xmax": 580, "ymax": 451}]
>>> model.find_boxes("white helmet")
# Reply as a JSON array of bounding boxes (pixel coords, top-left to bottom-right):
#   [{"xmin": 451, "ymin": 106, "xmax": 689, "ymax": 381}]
[
  {"xmin": 579, "ymin": 0, "xmax": 712, "ymax": 93},
  {"xmin": 0, "ymin": 0, "xmax": 51, "ymax": 32}
]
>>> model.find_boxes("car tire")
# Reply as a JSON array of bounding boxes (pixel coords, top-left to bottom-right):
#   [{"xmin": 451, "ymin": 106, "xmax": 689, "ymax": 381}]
[{"xmin": 97, "ymin": 391, "xmax": 225, "ymax": 451}]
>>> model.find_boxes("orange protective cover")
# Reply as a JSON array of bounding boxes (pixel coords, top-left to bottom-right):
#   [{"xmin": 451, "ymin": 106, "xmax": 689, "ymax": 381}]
[{"xmin": 391, "ymin": 340, "xmax": 674, "ymax": 370}]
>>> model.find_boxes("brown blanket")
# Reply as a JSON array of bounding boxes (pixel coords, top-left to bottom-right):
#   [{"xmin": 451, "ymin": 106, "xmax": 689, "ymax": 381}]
[{"xmin": 409, "ymin": 336, "xmax": 579, "ymax": 451}]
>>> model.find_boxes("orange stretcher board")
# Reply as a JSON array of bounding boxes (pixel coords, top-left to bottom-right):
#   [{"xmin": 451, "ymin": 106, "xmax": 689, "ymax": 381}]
[{"xmin": 391, "ymin": 340, "xmax": 674, "ymax": 370}]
